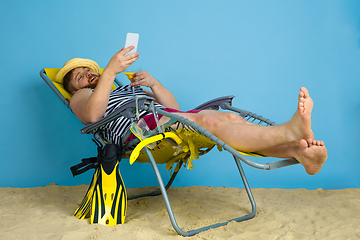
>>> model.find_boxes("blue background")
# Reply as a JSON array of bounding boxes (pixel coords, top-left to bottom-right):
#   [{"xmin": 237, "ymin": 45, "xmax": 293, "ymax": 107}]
[{"xmin": 0, "ymin": 0, "xmax": 359, "ymax": 190}]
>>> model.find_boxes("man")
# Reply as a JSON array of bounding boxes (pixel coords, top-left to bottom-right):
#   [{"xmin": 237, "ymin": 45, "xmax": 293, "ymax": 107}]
[{"xmin": 56, "ymin": 46, "xmax": 327, "ymax": 175}]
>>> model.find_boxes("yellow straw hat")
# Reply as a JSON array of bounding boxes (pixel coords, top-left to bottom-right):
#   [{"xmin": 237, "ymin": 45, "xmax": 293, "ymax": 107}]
[{"xmin": 55, "ymin": 58, "xmax": 100, "ymax": 84}]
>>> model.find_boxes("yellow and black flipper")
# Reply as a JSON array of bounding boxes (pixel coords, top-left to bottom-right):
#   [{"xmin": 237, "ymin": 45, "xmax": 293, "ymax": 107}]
[{"xmin": 71, "ymin": 144, "xmax": 127, "ymax": 226}]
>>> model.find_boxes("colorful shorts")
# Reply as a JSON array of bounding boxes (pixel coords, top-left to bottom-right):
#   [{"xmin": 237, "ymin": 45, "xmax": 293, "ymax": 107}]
[{"xmin": 126, "ymin": 108, "xmax": 203, "ymax": 143}]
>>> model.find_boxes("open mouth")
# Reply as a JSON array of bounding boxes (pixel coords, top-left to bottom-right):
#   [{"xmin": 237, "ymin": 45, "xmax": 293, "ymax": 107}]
[{"xmin": 89, "ymin": 74, "xmax": 99, "ymax": 83}]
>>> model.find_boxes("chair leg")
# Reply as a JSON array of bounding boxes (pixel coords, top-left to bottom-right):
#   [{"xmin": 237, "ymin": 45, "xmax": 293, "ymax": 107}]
[
  {"xmin": 144, "ymin": 148, "xmax": 190, "ymax": 236},
  {"xmin": 143, "ymin": 148, "xmax": 257, "ymax": 237},
  {"xmin": 232, "ymin": 155, "xmax": 257, "ymax": 220}
]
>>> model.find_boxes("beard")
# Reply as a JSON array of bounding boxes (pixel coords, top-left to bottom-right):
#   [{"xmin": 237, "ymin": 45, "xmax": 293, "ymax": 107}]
[{"xmin": 87, "ymin": 73, "xmax": 100, "ymax": 89}]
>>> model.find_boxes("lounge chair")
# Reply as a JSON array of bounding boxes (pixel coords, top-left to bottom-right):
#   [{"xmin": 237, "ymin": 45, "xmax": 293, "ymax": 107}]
[{"xmin": 40, "ymin": 67, "xmax": 299, "ymax": 236}]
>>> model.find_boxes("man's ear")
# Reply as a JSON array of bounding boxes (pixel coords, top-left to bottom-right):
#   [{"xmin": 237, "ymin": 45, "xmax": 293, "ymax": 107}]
[{"xmin": 71, "ymin": 91, "xmax": 76, "ymax": 95}]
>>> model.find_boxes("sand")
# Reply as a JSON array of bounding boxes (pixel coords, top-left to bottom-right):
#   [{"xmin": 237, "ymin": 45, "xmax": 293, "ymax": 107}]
[{"xmin": 0, "ymin": 185, "xmax": 359, "ymax": 240}]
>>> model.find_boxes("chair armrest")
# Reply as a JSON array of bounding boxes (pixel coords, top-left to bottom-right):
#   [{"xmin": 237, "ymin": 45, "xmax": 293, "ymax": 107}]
[
  {"xmin": 192, "ymin": 95, "xmax": 235, "ymax": 110},
  {"xmin": 80, "ymin": 96, "xmax": 155, "ymax": 134}
]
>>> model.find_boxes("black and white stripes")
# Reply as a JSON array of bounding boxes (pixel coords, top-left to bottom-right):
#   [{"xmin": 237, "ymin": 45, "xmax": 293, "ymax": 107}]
[{"xmin": 99, "ymin": 85, "xmax": 164, "ymax": 145}]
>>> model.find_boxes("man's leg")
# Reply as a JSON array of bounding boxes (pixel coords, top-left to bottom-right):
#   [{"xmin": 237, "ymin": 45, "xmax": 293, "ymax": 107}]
[
  {"xmin": 158, "ymin": 87, "xmax": 327, "ymax": 174},
  {"xmin": 207, "ymin": 102, "xmax": 327, "ymax": 175},
  {"xmin": 159, "ymin": 87, "xmax": 313, "ymax": 152}
]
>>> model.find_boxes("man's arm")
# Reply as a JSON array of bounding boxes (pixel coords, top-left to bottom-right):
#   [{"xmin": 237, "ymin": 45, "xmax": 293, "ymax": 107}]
[
  {"xmin": 70, "ymin": 47, "xmax": 139, "ymax": 124},
  {"xmin": 130, "ymin": 71, "xmax": 180, "ymax": 110}
]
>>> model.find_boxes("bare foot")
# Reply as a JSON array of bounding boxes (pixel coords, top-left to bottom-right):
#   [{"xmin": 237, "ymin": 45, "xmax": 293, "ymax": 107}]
[
  {"xmin": 285, "ymin": 87, "xmax": 314, "ymax": 144},
  {"xmin": 297, "ymin": 139, "xmax": 328, "ymax": 175}
]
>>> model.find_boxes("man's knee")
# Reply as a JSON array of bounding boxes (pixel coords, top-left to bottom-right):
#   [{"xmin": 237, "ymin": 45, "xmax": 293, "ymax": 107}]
[
  {"xmin": 197, "ymin": 114, "xmax": 221, "ymax": 129},
  {"xmin": 224, "ymin": 112, "xmax": 247, "ymax": 124}
]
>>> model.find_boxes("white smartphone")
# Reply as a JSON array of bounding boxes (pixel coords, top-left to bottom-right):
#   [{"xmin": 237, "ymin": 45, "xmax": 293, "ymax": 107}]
[{"xmin": 124, "ymin": 33, "xmax": 139, "ymax": 56}]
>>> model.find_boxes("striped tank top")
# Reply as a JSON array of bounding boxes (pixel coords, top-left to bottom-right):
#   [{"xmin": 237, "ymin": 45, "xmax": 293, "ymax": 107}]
[{"xmin": 99, "ymin": 85, "xmax": 165, "ymax": 145}]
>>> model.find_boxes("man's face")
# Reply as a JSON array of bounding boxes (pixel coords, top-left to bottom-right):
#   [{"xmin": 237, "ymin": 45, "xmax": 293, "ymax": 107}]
[{"xmin": 70, "ymin": 67, "xmax": 100, "ymax": 94}]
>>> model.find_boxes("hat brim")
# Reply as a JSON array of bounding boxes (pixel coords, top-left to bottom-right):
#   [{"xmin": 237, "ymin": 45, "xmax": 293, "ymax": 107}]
[{"xmin": 55, "ymin": 58, "xmax": 100, "ymax": 84}]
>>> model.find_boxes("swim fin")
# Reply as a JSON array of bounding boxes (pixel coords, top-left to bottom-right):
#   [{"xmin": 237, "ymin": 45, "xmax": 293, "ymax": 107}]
[{"xmin": 74, "ymin": 144, "xmax": 127, "ymax": 226}]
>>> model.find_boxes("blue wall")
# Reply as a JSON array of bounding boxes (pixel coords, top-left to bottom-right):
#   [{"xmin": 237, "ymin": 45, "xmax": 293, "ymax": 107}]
[{"xmin": 1, "ymin": 0, "xmax": 359, "ymax": 189}]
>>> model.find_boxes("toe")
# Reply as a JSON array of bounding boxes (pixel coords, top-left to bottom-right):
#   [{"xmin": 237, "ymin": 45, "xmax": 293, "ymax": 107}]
[
  {"xmin": 300, "ymin": 87, "xmax": 309, "ymax": 98},
  {"xmin": 299, "ymin": 139, "xmax": 309, "ymax": 149}
]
